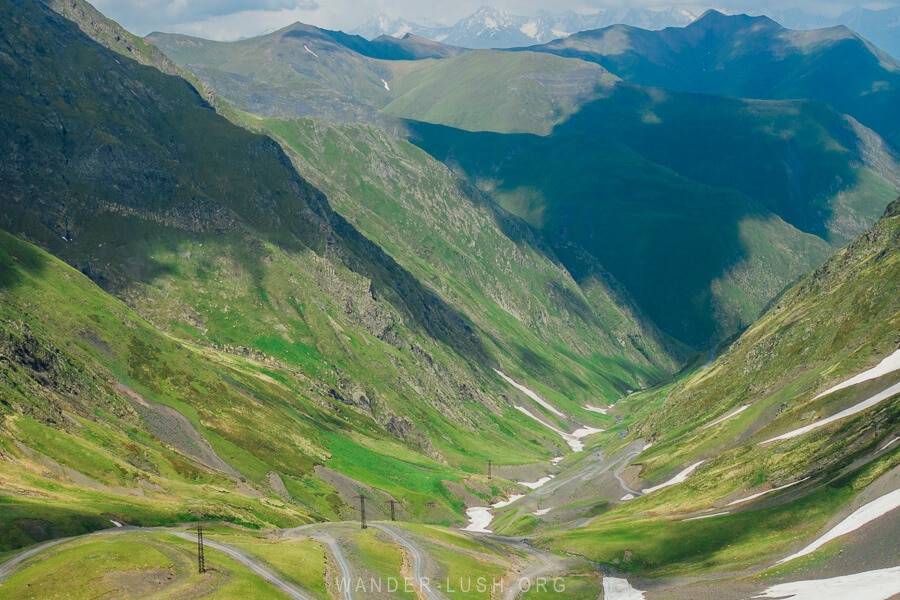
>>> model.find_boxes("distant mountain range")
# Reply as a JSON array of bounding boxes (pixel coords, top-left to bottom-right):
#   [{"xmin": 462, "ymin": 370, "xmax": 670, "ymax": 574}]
[
  {"xmin": 352, "ymin": 6, "xmax": 699, "ymax": 49},
  {"xmin": 351, "ymin": 4, "xmax": 900, "ymax": 59}
]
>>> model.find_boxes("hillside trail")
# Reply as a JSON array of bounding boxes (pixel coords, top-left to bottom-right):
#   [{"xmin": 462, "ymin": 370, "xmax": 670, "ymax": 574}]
[
  {"xmin": 282, "ymin": 524, "xmax": 355, "ymax": 600},
  {"xmin": 371, "ymin": 523, "xmax": 444, "ymax": 600},
  {"xmin": 0, "ymin": 526, "xmax": 315, "ymax": 599},
  {"xmin": 168, "ymin": 529, "xmax": 314, "ymax": 600}
]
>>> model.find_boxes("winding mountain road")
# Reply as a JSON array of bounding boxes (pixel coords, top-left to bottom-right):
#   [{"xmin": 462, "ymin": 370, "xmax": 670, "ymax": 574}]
[
  {"xmin": 372, "ymin": 523, "xmax": 444, "ymax": 600},
  {"xmin": 0, "ymin": 527, "xmax": 315, "ymax": 600},
  {"xmin": 168, "ymin": 530, "xmax": 314, "ymax": 600},
  {"xmin": 283, "ymin": 526, "xmax": 355, "ymax": 600},
  {"xmin": 0, "ymin": 537, "xmax": 70, "ymax": 584},
  {"xmin": 500, "ymin": 538, "xmax": 570, "ymax": 600}
]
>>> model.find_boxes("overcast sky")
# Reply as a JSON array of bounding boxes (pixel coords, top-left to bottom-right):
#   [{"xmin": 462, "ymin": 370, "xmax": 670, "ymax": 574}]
[{"xmin": 90, "ymin": 0, "xmax": 900, "ymax": 41}]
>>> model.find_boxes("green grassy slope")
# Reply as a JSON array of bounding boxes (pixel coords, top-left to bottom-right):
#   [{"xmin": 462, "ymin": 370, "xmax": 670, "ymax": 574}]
[
  {"xmin": 381, "ymin": 50, "xmax": 618, "ymax": 134},
  {"xmin": 0, "ymin": 217, "xmax": 547, "ymax": 550},
  {"xmin": 536, "ymin": 198, "xmax": 900, "ymax": 576}
]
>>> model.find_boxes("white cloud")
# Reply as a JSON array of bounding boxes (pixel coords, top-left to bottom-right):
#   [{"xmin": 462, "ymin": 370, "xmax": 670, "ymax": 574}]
[{"xmin": 92, "ymin": 0, "xmax": 319, "ymax": 36}]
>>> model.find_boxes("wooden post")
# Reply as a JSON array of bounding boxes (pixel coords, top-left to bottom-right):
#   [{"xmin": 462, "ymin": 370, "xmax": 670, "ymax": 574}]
[
  {"xmin": 197, "ymin": 524, "xmax": 206, "ymax": 573},
  {"xmin": 357, "ymin": 495, "xmax": 368, "ymax": 529}
]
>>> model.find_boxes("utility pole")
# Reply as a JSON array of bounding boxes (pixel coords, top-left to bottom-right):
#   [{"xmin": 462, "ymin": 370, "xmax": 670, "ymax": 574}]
[
  {"xmin": 197, "ymin": 524, "xmax": 206, "ymax": 574},
  {"xmin": 488, "ymin": 460, "xmax": 492, "ymax": 480},
  {"xmin": 390, "ymin": 500, "xmax": 397, "ymax": 522},
  {"xmin": 357, "ymin": 494, "xmax": 368, "ymax": 529}
]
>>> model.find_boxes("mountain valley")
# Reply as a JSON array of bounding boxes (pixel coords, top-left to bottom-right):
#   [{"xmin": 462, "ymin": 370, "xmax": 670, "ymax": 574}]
[{"xmin": 0, "ymin": 1, "xmax": 898, "ymax": 599}]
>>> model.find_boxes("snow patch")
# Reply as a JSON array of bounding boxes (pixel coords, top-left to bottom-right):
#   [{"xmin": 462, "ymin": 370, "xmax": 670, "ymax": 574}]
[
  {"xmin": 551, "ymin": 456, "xmax": 564, "ymax": 465},
  {"xmin": 572, "ymin": 426, "xmax": 604, "ymax": 439},
  {"xmin": 603, "ymin": 576, "xmax": 646, "ymax": 599},
  {"xmin": 495, "ymin": 370, "xmax": 564, "ymax": 416},
  {"xmin": 514, "ymin": 406, "xmax": 597, "ymax": 452},
  {"xmin": 620, "ymin": 494, "xmax": 635, "ymax": 501},
  {"xmin": 534, "ymin": 508, "xmax": 551, "ymax": 516},
  {"xmin": 813, "ymin": 349, "xmax": 900, "ymax": 400},
  {"xmin": 493, "ymin": 494, "xmax": 524, "ymax": 508},
  {"xmin": 303, "ymin": 45, "xmax": 319, "ymax": 58},
  {"xmin": 518, "ymin": 476, "xmax": 554, "ymax": 489},
  {"xmin": 727, "ymin": 477, "xmax": 810, "ymax": 506},
  {"xmin": 463, "ymin": 507, "xmax": 493, "ymax": 533},
  {"xmin": 776, "ymin": 488, "xmax": 900, "ymax": 565},
  {"xmin": 463, "ymin": 494, "xmax": 525, "ymax": 533},
  {"xmin": 642, "ymin": 442, "xmax": 654, "ymax": 451},
  {"xmin": 381, "ymin": 78, "xmax": 390, "ymax": 91},
  {"xmin": 642, "ymin": 461, "xmax": 705, "ymax": 494},
  {"xmin": 681, "ymin": 511, "xmax": 729, "ymax": 521},
  {"xmin": 701, "ymin": 405, "xmax": 750, "ymax": 430},
  {"xmin": 109, "ymin": 520, "xmax": 123, "ymax": 528},
  {"xmin": 880, "ymin": 437, "xmax": 899, "ymax": 452},
  {"xmin": 584, "ymin": 405, "xmax": 608, "ymax": 414},
  {"xmin": 753, "ymin": 566, "xmax": 900, "ymax": 600},
  {"xmin": 761, "ymin": 382, "xmax": 900, "ymax": 444},
  {"xmin": 520, "ymin": 21, "xmax": 538, "ymax": 38}
]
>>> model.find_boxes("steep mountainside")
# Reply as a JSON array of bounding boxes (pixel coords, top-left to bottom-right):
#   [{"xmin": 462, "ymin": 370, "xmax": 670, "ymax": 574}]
[
  {"xmin": 530, "ymin": 198, "xmax": 899, "ymax": 581},
  {"xmin": 527, "ymin": 10, "xmax": 900, "ymax": 147},
  {"xmin": 406, "ymin": 85, "xmax": 900, "ymax": 346},
  {"xmin": 235, "ymin": 114, "xmax": 676, "ymax": 389},
  {"xmin": 147, "ymin": 23, "xmax": 466, "ymax": 125}
]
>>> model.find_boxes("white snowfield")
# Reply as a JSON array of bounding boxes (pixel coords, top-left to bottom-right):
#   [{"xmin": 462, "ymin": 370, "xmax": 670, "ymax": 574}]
[
  {"xmin": 498, "ymin": 371, "xmax": 604, "ymax": 450},
  {"xmin": 700, "ymin": 405, "xmax": 749, "ymax": 430},
  {"xmin": 776, "ymin": 488, "xmax": 900, "ymax": 565},
  {"xmin": 513, "ymin": 406, "xmax": 602, "ymax": 452},
  {"xmin": 303, "ymin": 44, "xmax": 318, "ymax": 58},
  {"xmin": 585, "ymin": 405, "xmax": 608, "ymax": 414},
  {"xmin": 381, "ymin": 78, "xmax": 390, "ymax": 91},
  {"xmin": 681, "ymin": 511, "xmax": 729, "ymax": 521},
  {"xmin": 753, "ymin": 566, "xmax": 900, "ymax": 600},
  {"xmin": 760, "ymin": 381, "xmax": 900, "ymax": 444},
  {"xmin": 641, "ymin": 460, "xmax": 705, "ymax": 494},
  {"xmin": 495, "ymin": 370, "xmax": 565, "ymax": 416},
  {"xmin": 463, "ymin": 507, "xmax": 493, "ymax": 533},
  {"xmin": 813, "ymin": 349, "xmax": 900, "ymax": 400},
  {"xmin": 602, "ymin": 576, "xmax": 646, "ymax": 599},
  {"xmin": 518, "ymin": 476, "xmax": 554, "ymax": 489},
  {"xmin": 726, "ymin": 477, "xmax": 809, "ymax": 507},
  {"xmin": 463, "ymin": 494, "xmax": 525, "ymax": 533}
]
